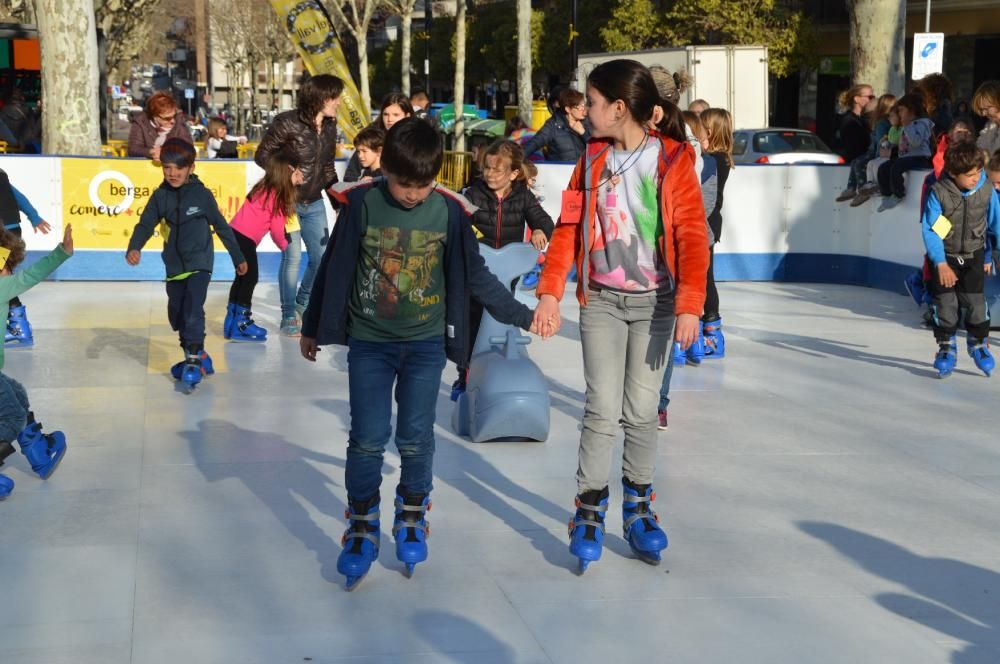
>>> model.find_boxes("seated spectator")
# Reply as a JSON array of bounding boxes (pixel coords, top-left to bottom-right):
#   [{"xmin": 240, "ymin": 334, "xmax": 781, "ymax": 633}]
[{"xmin": 206, "ymin": 117, "xmax": 246, "ymax": 159}]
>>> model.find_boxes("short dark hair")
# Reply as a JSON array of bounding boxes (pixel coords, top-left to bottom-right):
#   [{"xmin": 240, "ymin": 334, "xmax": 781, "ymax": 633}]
[
  {"xmin": 895, "ymin": 93, "xmax": 927, "ymax": 118},
  {"xmin": 0, "ymin": 228, "xmax": 26, "ymax": 272},
  {"xmin": 160, "ymin": 138, "xmax": 196, "ymax": 167},
  {"xmin": 558, "ymin": 88, "xmax": 584, "ymax": 110},
  {"xmin": 944, "ymin": 140, "xmax": 986, "ymax": 176},
  {"xmin": 297, "ymin": 74, "xmax": 344, "ymax": 123},
  {"xmin": 381, "ymin": 117, "xmax": 442, "ymax": 183},
  {"xmin": 354, "ymin": 125, "xmax": 385, "ymax": 151}
]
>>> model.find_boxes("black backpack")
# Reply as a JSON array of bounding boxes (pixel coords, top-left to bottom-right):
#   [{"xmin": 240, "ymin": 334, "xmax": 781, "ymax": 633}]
[{"xmin": 216, "ymin": 139, "xmax": 238, "ymax": 159}]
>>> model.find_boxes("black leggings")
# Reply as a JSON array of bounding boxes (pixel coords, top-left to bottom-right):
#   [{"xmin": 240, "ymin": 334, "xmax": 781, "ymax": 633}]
[
  {"xmin": 703, "ymin": 246, "xmax": 719, "ymax": 321},
  {"xmin": 228, "ymin": 231, "xmax": 259, "ymax": 308},
  {"xmin": 7, "ymin": 226, "xmax": 21, "ymax": 308}
]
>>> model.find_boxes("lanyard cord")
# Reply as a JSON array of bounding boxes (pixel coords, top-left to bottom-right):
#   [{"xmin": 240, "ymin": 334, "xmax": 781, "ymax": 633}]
[{"xmin": 583, "ymin": 132, "xmax": 651, "ymax": 192}]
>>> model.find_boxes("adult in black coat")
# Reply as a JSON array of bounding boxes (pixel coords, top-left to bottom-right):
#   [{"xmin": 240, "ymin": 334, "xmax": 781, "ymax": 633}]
[{"xmin": 521, "ymin": 88, "xmax": 590, "ymax": 162}]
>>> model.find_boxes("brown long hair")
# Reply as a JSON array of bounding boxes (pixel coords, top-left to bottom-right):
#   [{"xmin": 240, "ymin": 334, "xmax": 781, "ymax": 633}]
[
  {"xmin": 701, "ymin": 108, "xmax": 734, "ymax": 168},
  {"xmin": 872, "ymin": 94, "xmax": 897, "ymax": 126},
  {"xmin": 248, "ymin": 149, "xmax": 301, "ymax": 218},
  {"xmin": 480, "ymin": 139, "xmax": 527, "ymax": 182}
]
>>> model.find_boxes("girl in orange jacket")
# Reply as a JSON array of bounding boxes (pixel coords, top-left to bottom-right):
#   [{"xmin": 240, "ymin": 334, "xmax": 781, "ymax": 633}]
[{"xmin": 532, "ymin": 59, "xmax": 709, "ymax": 571}]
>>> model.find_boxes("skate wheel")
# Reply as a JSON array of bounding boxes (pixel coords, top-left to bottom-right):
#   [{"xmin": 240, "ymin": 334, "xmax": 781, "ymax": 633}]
[{"xmin": 405, "ymin": 563, "xmax": 416, "ymax": 577}]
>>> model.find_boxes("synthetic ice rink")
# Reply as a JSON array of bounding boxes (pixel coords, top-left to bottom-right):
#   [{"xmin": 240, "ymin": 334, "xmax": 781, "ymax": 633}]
[{"xmin": 3, "ymin": 280, "xmax": 999, "ymax": 664}]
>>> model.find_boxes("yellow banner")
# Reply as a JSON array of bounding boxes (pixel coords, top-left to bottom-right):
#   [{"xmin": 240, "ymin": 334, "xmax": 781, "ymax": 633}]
[
  {"xmin": 60, "ymin": 159, "xmax": 248, "ymax": 250},
  {"xmin": 270, "ymin": 0, "xmax": 370, "ymax": 141}
]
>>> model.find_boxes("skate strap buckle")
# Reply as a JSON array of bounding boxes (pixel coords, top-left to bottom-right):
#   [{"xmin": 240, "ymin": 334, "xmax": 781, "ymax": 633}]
[
  {"xmin": 623, "ymin": 510, "xmax": 659, "ymax": 532},
  {"xmin": 575, "ymin": 501, "xmax": 607, "ymax": 513},
  {"xmin": 392, "ymin": 521, "xmax": 429, "ymax": 536},
  {"xmin": 345, "ymin": 510, "xmax": 379, "ymax": 522},
  {"xmin": 573, "ymin": 517, "xmax": 606, "ymax": 533},
  {"xmin": 394, "ymin": 499, "xmax": 429, "ymax": 513},
  {"xmin": 342, "ymin": 530, "xmax": 379, "ymax": 546},
  {"xmin": 624, "ymin": 493, "xmax": 651, "ymax": 505}
]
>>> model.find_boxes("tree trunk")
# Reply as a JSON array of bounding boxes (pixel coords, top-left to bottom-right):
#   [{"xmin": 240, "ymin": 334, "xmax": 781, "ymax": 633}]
[
  {"xmin": 36, "ymin": 0, "xmax": 102, "ymax": 154},
  {"xmin": 453, "ymin": 0, "xmax": 466, "ymax": 152},
  {"xmin": 356, "ymin": 33, "xmax": 371, "ymax": 112},
  {"xmin": 848, "ymin": 0, "xmax": 906, "ymax": 95},
  {"xmin": 401, "ymin": 9, "xmax": 412, "ymax": 96},
  {"xmin": 516, "ymin": 0, "xmax": 532, "ymax": 125}
]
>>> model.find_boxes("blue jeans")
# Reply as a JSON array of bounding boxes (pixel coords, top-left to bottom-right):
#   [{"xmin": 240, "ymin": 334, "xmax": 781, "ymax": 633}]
[
  {"xmin": 657, "ymin": 342, "xmax": 677, "ymax": 412},
  {"xmin": 0, "ymin": 372, "xmax": 29, "ymax": 442},
  {"xmin": 345, "ymin": 337, "xmax": 448, "ymax": 500},
  {"xmin": 295, "ymin": 199, "xmax": 329, "ymax": 311},
  {"xmin": 278, "ymin": 230, "xmax": 301, "ymax": 319}
]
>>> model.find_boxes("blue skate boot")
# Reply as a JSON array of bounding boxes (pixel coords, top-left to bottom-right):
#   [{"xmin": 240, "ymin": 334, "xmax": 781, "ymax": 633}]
[
  {"xmin": 338, "ymin": 493, "xmax": 381, "ymax": 591},
  {"xmin": 568, "ymin": 486, "xmax": 609, "ymax": 573},
  {"xmin": 622, "ymin": 478, "xmax": 668, "ymax": 565},
  {"xmin": 229, "ymin": 307, "xmax": 267, "ymax": 342},
  {"xmin": 222, "ymin": 302, "xmax": 237, "ymax": 339},
  {"xmin": 5, "ymin": 304, "xmax": 33, "ymax": 347},
  {"xmin": 967, "ymin": 338, "xmax": 994, "ymax": 377},
  {"xmin": 0, "ymin": 441, "xmax": 15, "ymax": 499},
  {"xmin": 686, "ymin": 332, "xmax": 705, "ymax": 365},
  {"xmin": 672, "ymin": 341, "xmax": 687, "ymax": 367},
  {"xmin": 16, "ymin": 412, "xmax": 67, "ymax": 480},
  {"xmin": 178, "ymin": 351, "xmax": 204, "ymax": 390},
  {"xmin": 702, "ymin": 316, "xmax": 726, "ymax": 359},
  {"xmin": 903, "ymin": 271, "xmax": 927, "ymax": 307},
  {"xmin": 520, "ymin": 264, "xmax": 541, "ymax": 290},
  {"xmin": 933, "ymin": 337, "xmax": 957, "ymax": 378},
  {"xmin": 171, "ymin": 351, "xmax": 215, "ymax": 381},
  {"xmin": 393, "ymin": 486, "xmax": 431, "ymax": 577}
]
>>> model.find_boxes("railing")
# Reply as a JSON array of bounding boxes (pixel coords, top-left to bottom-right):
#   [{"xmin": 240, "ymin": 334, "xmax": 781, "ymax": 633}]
[{"xmin": 438, "ymin": 151, "xmax": 474, "ymax": 192}]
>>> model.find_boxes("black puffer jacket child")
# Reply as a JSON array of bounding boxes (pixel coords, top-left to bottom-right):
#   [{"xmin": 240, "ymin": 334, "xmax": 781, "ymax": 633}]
[{"xmin": 464, "ymin": 178, "xmax": 554, "ymax": 248}]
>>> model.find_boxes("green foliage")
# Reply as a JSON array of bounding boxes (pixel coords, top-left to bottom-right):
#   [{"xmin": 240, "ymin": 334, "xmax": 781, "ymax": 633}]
[
  {"xmin": 466, "ymin": 3, "xmax": 544, "ymax": 83},
  {"xmin": 597, "ymin": 0, "xmax": 816, "ymax": 76},
  {"xmin": 369, "ymin": 38, "xmax": 403, "ymax": 101},
  {"xmin": 599, "ymin": 0, "xmax": 671, "ymax": 53},
  {"xmin": 538, "ymin": 0, "xmax": 612, "ymax": 79}
]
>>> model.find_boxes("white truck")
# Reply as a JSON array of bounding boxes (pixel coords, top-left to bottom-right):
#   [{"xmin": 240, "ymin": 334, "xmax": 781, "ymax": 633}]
[{"xmin": 575, "ymin": 45, "xmax": 769, "ymax": 129}]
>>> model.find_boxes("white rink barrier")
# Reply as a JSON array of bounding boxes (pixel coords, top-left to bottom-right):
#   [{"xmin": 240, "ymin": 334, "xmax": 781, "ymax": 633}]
[{"xmin": 1, "ymin": 154, "xmax": 930, "ymax": 292}]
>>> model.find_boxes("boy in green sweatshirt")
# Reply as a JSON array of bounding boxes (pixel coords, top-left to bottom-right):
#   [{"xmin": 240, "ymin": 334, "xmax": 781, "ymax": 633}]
[{"xmin": 0, "ymin": 223, "xmax": 74, "ymax": 499}]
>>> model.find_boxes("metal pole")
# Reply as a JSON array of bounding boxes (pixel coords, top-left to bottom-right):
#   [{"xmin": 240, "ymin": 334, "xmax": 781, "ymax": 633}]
[
  {"xmin": 424, "ymin": 0, "xmax": 433, "ymax": 95},
  {"xmin": 925, "ymin": 0, "xmax": 931, "ymax": 32}
]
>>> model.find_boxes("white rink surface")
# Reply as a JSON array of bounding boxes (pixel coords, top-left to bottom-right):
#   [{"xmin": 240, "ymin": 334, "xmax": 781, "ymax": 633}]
[{"xmin": 2, "ymin": 280, "xmax": 1000, "ymax": 664}]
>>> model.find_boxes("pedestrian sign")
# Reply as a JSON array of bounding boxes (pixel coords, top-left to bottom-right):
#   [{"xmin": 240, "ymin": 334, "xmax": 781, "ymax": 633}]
[{"xmin": 912, "ymin": 33, "xmax": 944, "ymax": 80}]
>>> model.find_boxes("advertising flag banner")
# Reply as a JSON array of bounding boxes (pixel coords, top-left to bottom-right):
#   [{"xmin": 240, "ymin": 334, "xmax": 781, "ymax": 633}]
[{"xmin": 269, "ymin": 0, "xmax": 370, "ymax": 141}]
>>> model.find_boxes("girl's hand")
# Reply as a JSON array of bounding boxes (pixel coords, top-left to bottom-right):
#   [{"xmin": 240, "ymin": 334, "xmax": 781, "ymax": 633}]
[
  {"xmin": 530, "ymin": 229, "xmax": 547, "ymax": 250},
  {"xmin": 62, "ymin": 223, "xmax": 73, "ymax": 255},
  {"xmin": 674, "ymin": 313, "xmax": 700, "ymax": 350},
  {"xmin": 126, "ymin": 249, "xmax": 141, "ymax": 265},
  {"xmin": 534, "ymin": 294, "xmax": 561, "ymax": 339},
  {"xmin": 235, "ymin": 261, "xmax": 248, "ymax": 276},
  {"xmin": 35, "ymin": 220, "xmax": 52, "ymax": 234},
  {"xmin": 300, "ymin": 336, "xmax": 319, "ymax": 361}
]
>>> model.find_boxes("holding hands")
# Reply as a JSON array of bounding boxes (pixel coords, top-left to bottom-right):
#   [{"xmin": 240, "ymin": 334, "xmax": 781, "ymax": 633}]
[{"xmin": 532, "ymin": 294, "xmax": 561, "ymax": 339}]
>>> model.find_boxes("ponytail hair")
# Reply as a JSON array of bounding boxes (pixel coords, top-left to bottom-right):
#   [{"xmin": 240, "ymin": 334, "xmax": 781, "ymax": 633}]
[
  {"xmin": 249, "ymin": 149, "xmax": 301, "ymax": 218},
  {"xmin": 838, "ymin": 84, "xmax": 872, "ymax": 110},
  {"xmin": 587, "ymin": 59, "xmax": 660, "ymax": 125}
]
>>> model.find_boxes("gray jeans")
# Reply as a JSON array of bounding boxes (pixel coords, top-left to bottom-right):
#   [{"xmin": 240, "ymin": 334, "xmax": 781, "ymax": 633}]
[
  {"xmin": 577, "ymin": 288, "xmax": 675, "ymax": 492},
  {"xmin": 0, "ymin": 372, "xmax": 29, "ymax": 442}
]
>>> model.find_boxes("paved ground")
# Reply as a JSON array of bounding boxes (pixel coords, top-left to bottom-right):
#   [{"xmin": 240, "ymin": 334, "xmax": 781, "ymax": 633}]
[{"xmin": 2, "ymin": 280, "xmax": 999, "ymax": 664}]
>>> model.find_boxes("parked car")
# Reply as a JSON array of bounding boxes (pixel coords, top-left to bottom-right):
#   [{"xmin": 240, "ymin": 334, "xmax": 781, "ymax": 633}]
[{"xmin": 733, "ymin": 128, "xmax": 845, "ymax": 165}]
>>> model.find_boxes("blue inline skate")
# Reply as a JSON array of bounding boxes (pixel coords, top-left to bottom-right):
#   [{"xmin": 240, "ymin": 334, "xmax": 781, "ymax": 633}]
[
  {"xmin": 17, "ymin": 412, "xmax": 67, "ymax": 480},
  {"xmin": 338, "ymin": 493, "xmax": 381, "ymax": 591},
  {"xmin": 968, "ymin": 339, "xmax": 995, "ymax": 377},
  {"xmin": 0, "ymin": 441, "xmax": 14, "ymax": 498},
  {"xmin": 568, "ymin": 487, "xmax": 609, "ymax": 573},
  {"xmin": 223, "ymin": 303, "xmax": 237, "ymax": 339},
  {"xmin": 672, "ymin": 342, "xmax": 687, "ymax": 367},
  {"xmin": 5, "ymin": 304, "xmax": 33, "ymax": 347},
  {"xmin": 934, "ymin": 337, "xmax": 957, "ymax": 378},
  {"xmin": 392, "ymin": 487, "xmax": 431, "ymax": 577},
  {"xmin": 686, "ymin": 332, "xmax": 705, "ymax": 365},
  {"xmin": 622, "ymin": 479, "xmax": 668, "ymax": 565},
  {"xmin": 229, "ymin": 306, "xmax": 267, "ymax": 342},
  {"xmin": 702, "ymin": 316, "xmax": 725, "ymax": 359}
]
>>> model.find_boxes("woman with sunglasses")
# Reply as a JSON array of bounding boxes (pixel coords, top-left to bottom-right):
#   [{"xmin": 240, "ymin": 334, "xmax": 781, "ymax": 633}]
[
  {"xmin": 127, "ymin": 92, "xmax": 193, "ymax": 160},
  {"xmin": 835, "ymin": 84, "xmax": 876, "ymax": 202}
]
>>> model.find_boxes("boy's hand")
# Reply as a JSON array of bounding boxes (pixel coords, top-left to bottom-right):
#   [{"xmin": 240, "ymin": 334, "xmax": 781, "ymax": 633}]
[
  {"xmin": 61, "ymin": 224, "xmax": 73, "ymax": 255},
  {"xmin": 674, "ymin": 313, "xmax": 700, "ymax": 350},
  {"xmin": 34, "ymin": 220, "xmax": 52, "ymax": 234},
  {"xmin": 126, "ymin": 249, "xmax": 141, "ymax": 265},
  {"xmin": 986, "ymin": 262, "xmax": 994, "ymax": 275},
  {"xmin": 300, "ymin": 336, "xmax": 319, "ymax": 362},
  {"xmin": 937, "ymin": 262, "xmax": 957, "ymax": 288},
  {"xmin": 530, "ymin": 229, "xmax": 548, "ymax": 250},
  {"xmin": 235, "ymin": 261, "xmax": 248, "ymax": 276}
]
